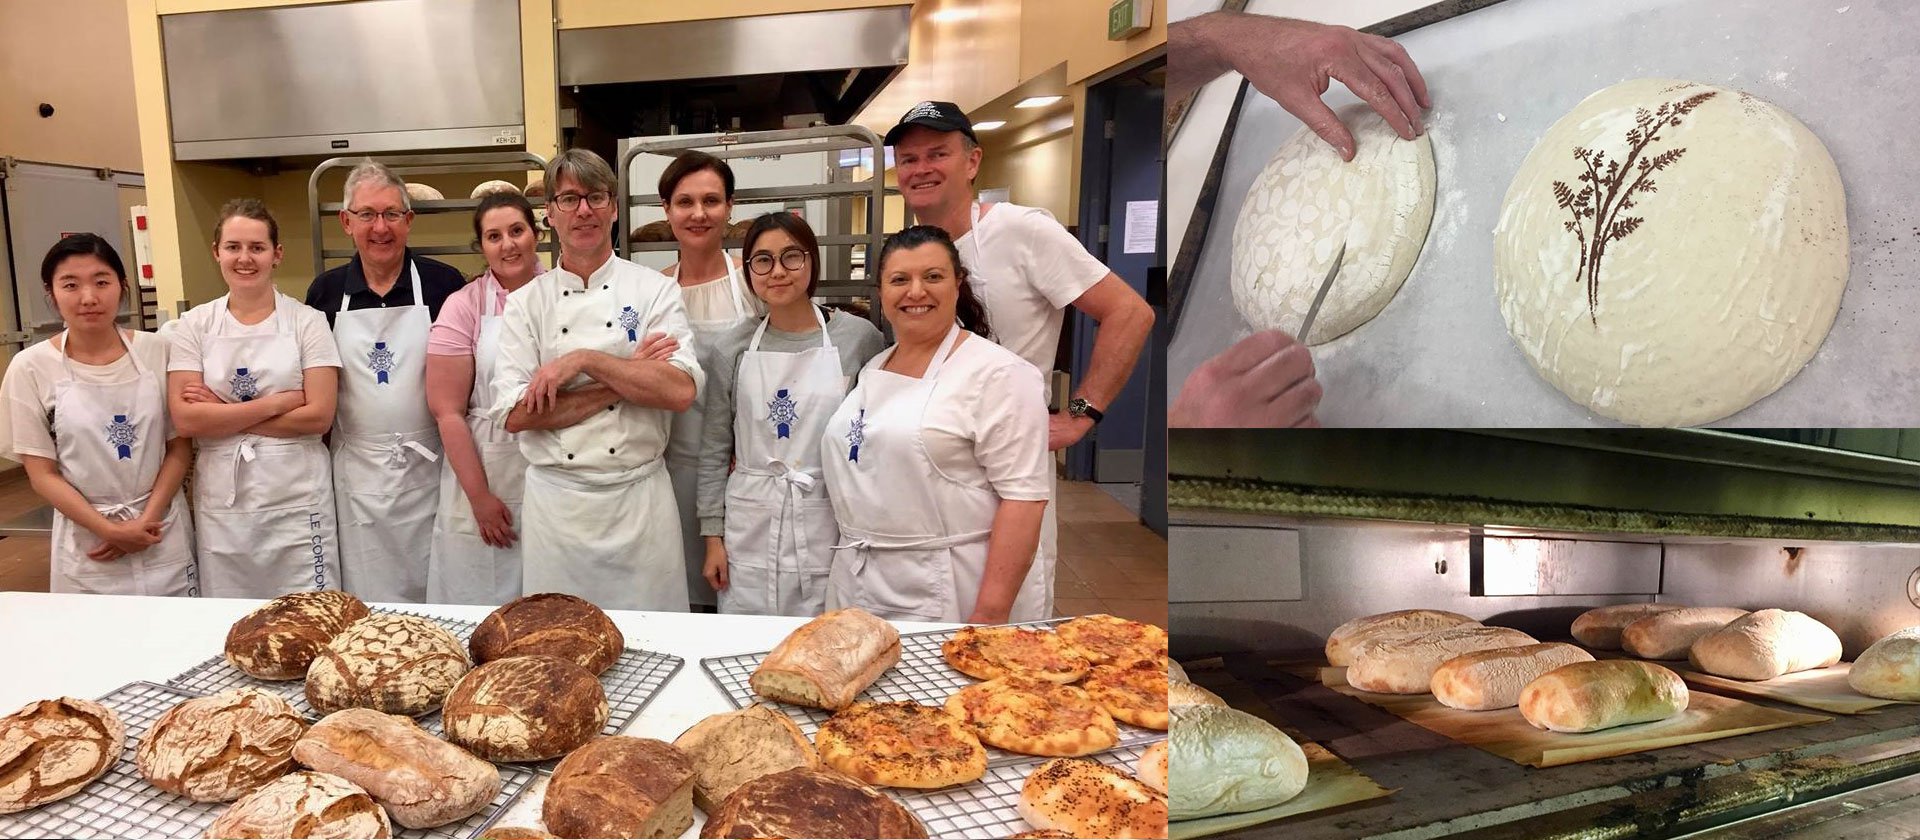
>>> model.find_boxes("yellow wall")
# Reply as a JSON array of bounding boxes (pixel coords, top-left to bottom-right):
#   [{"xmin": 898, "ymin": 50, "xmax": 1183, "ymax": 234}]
[
  {"xmin": 976, "ymin": 119, "xmax": 1074, "ymax": 220},
  {"xmin": 557, "ymin": 0, "xmax": 905, "ymax": 28},
  {"xmin": 1018, "ymin": 0, "xmax": 1164, "ymax": 87},
  {"xmin": 3, "ymin": 1, "xmax": 144, "ymax": 172}
]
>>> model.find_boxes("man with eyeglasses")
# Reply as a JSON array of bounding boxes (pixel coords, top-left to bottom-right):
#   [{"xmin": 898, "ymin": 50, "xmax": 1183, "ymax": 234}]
[
  {"xmin": 490, "ymin": 149, "xmax": 705, "ymax": 612},
  {"xmin": 305, "ymin": 159, "xmax": 465, "ymax": 604}
]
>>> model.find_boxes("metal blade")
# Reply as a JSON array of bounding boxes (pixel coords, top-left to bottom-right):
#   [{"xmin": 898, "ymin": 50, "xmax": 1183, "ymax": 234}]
[{"xmin": 1298, "ymin": 242, "xmax": 1346, "ymax": 342}]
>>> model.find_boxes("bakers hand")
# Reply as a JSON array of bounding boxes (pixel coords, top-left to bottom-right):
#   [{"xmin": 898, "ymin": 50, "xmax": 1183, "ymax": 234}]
[
  {"xmin": 467, "ymin": 492, "xmax": 518, "ymax": 549},
  {"xmin": 86, "ymin": 516, "xmax": 164, "ymax": 562},
  {"xmin": 702, "ymin": 537, "xmax": 729, "ymax": 591},
  {"xmin": 523, "ymin": 351, "xmax": 589, "ymax": 413},
  {"xmin": 1171, "ymin": 331, "xmax": 1322, "ymax": 428},
  {"xmin": 1048, "ymin": 412, "xmax": 1095, "ymax": 451},
  {"xmin": 632, "ymin": 331, "xmax": 678, "ymax": 362}
]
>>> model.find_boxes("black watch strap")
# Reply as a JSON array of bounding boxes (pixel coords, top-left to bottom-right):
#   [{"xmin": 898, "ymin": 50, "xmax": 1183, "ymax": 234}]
[{"xmin": 1071, "ymin": 398, "xmax": 1105, "ymax": 424}]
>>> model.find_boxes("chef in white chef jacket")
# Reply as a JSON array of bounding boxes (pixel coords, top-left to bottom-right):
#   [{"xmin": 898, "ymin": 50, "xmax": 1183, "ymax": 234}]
[
  {"xmin": 492, "ymin": 149, "xmax": 705, "ymax": 611},
  {"xmin": 821, "ymin": 226, "xmax": 1051, "ymax": 624},
  {"xmin": 0, "ymin": 234, "xmax": 197, "ymax": 595}
]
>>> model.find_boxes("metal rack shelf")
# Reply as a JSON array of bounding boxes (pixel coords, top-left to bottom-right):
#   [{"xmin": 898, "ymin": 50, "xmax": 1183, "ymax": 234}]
[{"xmin": 307, "ymin": 151, "xmax": 554, "ymax": 278}]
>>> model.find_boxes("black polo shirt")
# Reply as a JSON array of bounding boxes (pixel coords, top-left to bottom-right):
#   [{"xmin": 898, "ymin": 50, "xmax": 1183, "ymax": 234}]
[{"xmin": 304, "ymin": 249, "xmax": 467, "ymax": 328}]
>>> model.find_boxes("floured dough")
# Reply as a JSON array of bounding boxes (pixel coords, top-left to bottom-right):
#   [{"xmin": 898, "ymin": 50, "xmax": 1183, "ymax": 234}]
[
  {"xmin": 1232, "ymin": 105, "xmax": 1436, "ymax": 344},
  {"xmin": 1495, "ymin": 78, "xmax": 1848, "ymax": 426}
]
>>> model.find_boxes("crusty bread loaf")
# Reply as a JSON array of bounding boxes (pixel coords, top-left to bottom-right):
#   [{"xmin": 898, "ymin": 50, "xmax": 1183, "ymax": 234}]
[
  {"xmin": 477, "ymin": 829, "xmax": 554, "ymax": 840},
  {"xmin": 0, "ymin": 697, "xmax": 125, "ymax": 814},
  {"xmin": 1018, "ymin": 758, "xmax": 1168, "ymax": 840},
  {"xmin": 306, "ymin": 614, "xmax": 470, "ymax": 716},
  {"xmin": 1431, "ymin": 643, "xmax": 1596, "ymax": 711},
  {"xmin": 224, "ymin": 592, "xmax": 369, "ymax": 680},
  {"xmin": 672, "ymin": 704, "xmax": 818, "ymax": 814},
  {"xmin": 1571, "ymin": 603, "xmax": 1686, "ymax": 650},
  {"xmin": 137, "ymin": 689, "xmax": 306, "ymax": 802},
  {"xmin": 1325, "ymin": 610, "xmax": 1478, "ymax": 666},
  {"xmin": 471, "ymin": 593, "xmax": 624, "ymax": 675},
  {"xmin": 697, "ymin": 766, "xmax": 927, "ymax": 839},
  {"xmin": 1621, "ymin": 607, "xmax": 1749, "ymax": 660},
  {"xmin": 1138, "ymin": 740, "xmax": 1168, "ymax": 794},
  {"xmin": 544, "ymin": 737, "xmax": 696, "ymax": 839},
  {"xmin": 1347, "ymin": 625, "xmax": 1537, "ymax": 694},
  {"xmin": 203, "ymin": 770, "xmax": 391, "ymax": 839},
  {"xmin": 633, "ymin": 221, "xmax": 675, "ymax": 243},
  {"xmin": 1168, "ymin": 703, "xmax": 1306, "ymax": 819},
  {"xmin": 1168, "ymin": 659, "xmax": 1189, "ymax": 683},
  {"xmin": 1852, "ymin": 627, "xmax": 1920, "ymax": 700},
  {"xmin": 443, "ymin": 655, "xmax": 607, "ymax": 762},
  {"xmin": 751, "ymin": 608, "xmax": 901, "ymax": 711},
  {"xmin": 1007, "ymin": 832, "xmax": 1075, "ymax": 839},
  {"xmin": 1170, "ymin": 680, "xmax": 1227, "ymax": 708},
  {"xmin": 292, "ymin": 708, "xmax": 501, "ymax": 829},
  {"xmin": 1518, "ymin": 660, "xmax": 1688, "ymax": 733},
  {"xmin": 1689, "ymin": 609, "xmax": 1843, "ymax": 681}
]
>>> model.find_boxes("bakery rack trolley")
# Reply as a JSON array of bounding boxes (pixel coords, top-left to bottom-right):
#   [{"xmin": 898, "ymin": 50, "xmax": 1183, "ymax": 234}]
[
  {"xmin": 307, "ymin": 151, "xmax": 556, "ymax": 279},
  {"xmin": 615, "ymin": 125, "xmax": 891, "ymax": 326}
]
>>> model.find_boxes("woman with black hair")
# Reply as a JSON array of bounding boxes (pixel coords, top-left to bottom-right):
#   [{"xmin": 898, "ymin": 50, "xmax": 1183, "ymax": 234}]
[
  {"xmin": 696, "ymin": 213, "xmax": 883, "ymax": 616},
  {"xmin": 0, "ymin": 234, "xmax": 197, "ymax": 594},
  {"xmin": 820, "ymin": 225, "xmax": 1052, "ymax": 624}
]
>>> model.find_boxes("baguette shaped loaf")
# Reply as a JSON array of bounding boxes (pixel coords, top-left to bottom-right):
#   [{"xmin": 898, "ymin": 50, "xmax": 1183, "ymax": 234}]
[
  {"xmin": 1347, "ymin": 626, "xmax": 1537, "ymax": 694},
  {"xmin": 305, "ymin": 614, "xmax": 470, "ymax": 716},
  {"xmin": 1519, "ymin": 660, "xmax": 1688, "ymax": 733},
  {"xmin": 672, "ymin": 704, "xmax": 818, "ymax": 814},
  {"xmin": 1851, "ymin": 627, "xmax": 1920, "ymax": 700},
  {"xmin": 202, "ymin": 771, "xmax": 391, "ymax": 839},
  {"xmin": 697, "ymin": 767, "xmax": 927, "ymax": 839},
  {"xmin": 1019, "ymin": 758, "xmax": 1168, "ymax": 839},
  {"xmin": 292, "ymin": 709, "xmax": 500, "ymax": 829},
  {"xmin": 751, "ymin": 608, "xmax": 900, "ymax": 711},
  {"xmin": 544, "ymin": 737, "xmax": 696, "ymax": 839},
  {"xmin": 1168, "ymin": 704, "xmax": 1306, "ymax": 820},
  {"xmin": 224, "ymin": 592, "xmax": 370, "ymax": 680},
  {"xmin": 470, "ymin": 593, "xmax": 624, "ymax": 675},
  {"xmin": 137, "ymin": 689, "xmax": 306, "ymax": 802},
  {"xmin": 1431, "ymin": 643, "xmax": 1596, "ymax": 711},
  {"xmin": 1325, "ymin": 609, "xmax": 1478, "ymax": 666},
  {"xmin": 0, "ymin": 697, "xmax": 124, "ymax": 814},
  {"xmin": 1689, "ymin": 609, "xmax": 1842, "ymax": 681},
  {"xmin": 1570, "ymin": 603, "xmax": 1686, "ymax": 650},
  {"xmin": 1622, "ymin": 607, "xmax": 1750, "ymax": 660},
  {"xmin": 443, "ymin": 655, "xmax": 607, "ymax": 762}
]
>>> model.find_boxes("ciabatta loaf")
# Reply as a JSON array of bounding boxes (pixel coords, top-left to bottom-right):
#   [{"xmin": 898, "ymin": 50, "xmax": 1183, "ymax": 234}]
[
  {"xmin": 1519, "ymin": 660, "xmax": 1688, "ymax": 733},
  {"xmin": 1621, "ymin": 607, "xmax": 1749, "ymax": 660},
  {"xmin": 1571, "ymin": 603, "xmax": 1686, "ymax": 650},
  {"xmin": 1689, "ymin": 609, "xmax": 1842, "ymax": 681},
  {"xmin": 1431, "ymin": 643, "xmax": 1595, "ymax": 711},
  {"xmin": 751, "ymin": 608, "xmax": 900, "ymax": 710},
  {"xmin": 1325, "ymin": 610, "xmax": 1477, "ymax": 666},
  {"xmin": 1347, "ymin": 625, "xmax": 1537, "ymax": 694}
]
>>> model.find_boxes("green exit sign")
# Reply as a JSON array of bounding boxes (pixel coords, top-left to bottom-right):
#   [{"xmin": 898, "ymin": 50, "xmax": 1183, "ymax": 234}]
[{"xmin": 1109, "ymin": 0, "xmax": 1150, "ymax": 40}]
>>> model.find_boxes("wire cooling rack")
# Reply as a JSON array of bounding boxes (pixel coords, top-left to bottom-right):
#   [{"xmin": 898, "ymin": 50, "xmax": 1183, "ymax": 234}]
[
  {"xmin": 0, "ymin": 680, "xmax": 538, "ymax": 840},
  {"xmin": 898, "ymin": 744, "xmax": 1156, "ymax": 840},
  {"xmin": 166, "ymin": 606, "xmax": 683, "ymax": 747}
]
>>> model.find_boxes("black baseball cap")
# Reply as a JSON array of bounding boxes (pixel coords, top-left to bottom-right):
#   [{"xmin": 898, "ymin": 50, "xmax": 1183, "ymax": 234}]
[{"xmin": 884, "ymin": 101, "xmax": 978, "ymax": 146}]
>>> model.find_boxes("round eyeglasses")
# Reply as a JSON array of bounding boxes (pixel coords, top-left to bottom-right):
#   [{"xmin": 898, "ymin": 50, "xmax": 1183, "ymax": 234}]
[{"xmin": 749, "ymin": 248, "xmax": 809, "ymax": 276}]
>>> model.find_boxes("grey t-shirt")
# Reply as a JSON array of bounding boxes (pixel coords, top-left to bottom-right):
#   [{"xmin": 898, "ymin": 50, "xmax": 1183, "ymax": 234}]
[{"xmin": 697, "ymin": 308, "xmax": 885, "ymax": 535}]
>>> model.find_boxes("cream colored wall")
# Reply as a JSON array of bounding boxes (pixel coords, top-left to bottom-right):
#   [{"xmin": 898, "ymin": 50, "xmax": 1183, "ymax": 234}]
[
  {"xmin": 557, "ymin": 0, "xmax": 905, "ymax": 28},
  {"xmin": 858, "ymin": 0, "xmax": 1025, "ymax": 128},
  {"xmin": 2, "ymin": 0, "xmax": 144, "ymax": 172},
  {"xmin": 976, "ymin": 123, "xmax": 1074, "ymax": 220}
]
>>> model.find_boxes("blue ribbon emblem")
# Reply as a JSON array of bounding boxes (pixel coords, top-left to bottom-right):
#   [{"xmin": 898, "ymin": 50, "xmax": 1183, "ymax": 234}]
[
  {"xmin": 369, "ymin": 341, "xmax": 394, "ymax": 384},
  {"xmin": 105, "ymin": 414, "xmax": 135, "ymax": 460},
  {"xmin": 231, "ymin": 367, "xmax": 258, "ymax": 401},
  {"xmin": 619, "ymin": 306, "xmax": 640, "ymax": 342},
  {"xmin": 847, "ymin": 409, "xmax": 865, "ymax": 462},
  {"xmin": 768, "ymin": 388, "xmax": 799, "ymax": 439}
]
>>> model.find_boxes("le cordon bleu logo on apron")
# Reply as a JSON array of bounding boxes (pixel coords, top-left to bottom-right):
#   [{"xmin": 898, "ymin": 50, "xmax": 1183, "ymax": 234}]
[
  {"xmin": 369, "ymin": 342, "xmax": 395, "ymax": 384},
  {"xmin": 230, "ymin": 368, "xmax": 259, "ymax": 401},
  {"xmin": 768, "ymin": 389, "xmax": 799, "ymax": 439},
  {"xmin": 105, "ymin": 414, "xmax": 137, "ymax": 460},
  {"xmin": 846, "ymin": 410, "xmax": 866, "ymax": 463}
]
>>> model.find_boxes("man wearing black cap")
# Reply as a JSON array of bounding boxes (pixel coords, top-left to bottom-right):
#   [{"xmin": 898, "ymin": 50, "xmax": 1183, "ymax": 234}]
[{"xmin": 885, "ymin": 101, "xmax": 1154, "ymax": 452}]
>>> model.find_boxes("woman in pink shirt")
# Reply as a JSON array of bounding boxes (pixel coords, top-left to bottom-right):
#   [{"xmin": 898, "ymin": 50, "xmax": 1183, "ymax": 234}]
[{"xmin": 424, "ymin": 190, "xmax": 542, "ymax": 604}]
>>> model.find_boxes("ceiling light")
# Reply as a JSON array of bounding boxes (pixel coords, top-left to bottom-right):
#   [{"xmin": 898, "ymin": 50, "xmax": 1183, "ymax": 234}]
[
  {"xmin": 973, "ymin": 120, "xmax": 1007, "ymax": 131},
  {"xmin": 927, "ymin": 7, "xmax": 978, "ymax": 24},
  {"xmin": 1015, "ymin": 96, "xmax": 1063, "ymax": 109}
]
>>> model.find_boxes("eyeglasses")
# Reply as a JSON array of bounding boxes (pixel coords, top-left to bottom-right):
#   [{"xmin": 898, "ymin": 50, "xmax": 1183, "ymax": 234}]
[
  {"xmin": 749, "ymin": 248, "xmax": 809, "ymax": 276},
  {"xmin": 348, "ymin": 208, "xmax": 409, "ymax": 225},
  {"xmin": 551, "ymin": 192, "xmax": 613, "ymax": 212}
]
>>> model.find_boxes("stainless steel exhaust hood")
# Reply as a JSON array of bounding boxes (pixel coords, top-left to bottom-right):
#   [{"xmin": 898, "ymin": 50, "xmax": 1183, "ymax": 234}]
[{"xmin": 162, "ymin": 0, "xmax": 525, "ymax": 162}]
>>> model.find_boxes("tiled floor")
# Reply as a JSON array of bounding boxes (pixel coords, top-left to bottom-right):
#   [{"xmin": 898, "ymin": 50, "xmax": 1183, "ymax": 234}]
[{"xmin": 0, "ymin": 473, "xmax": 1168, "ymax": 628}]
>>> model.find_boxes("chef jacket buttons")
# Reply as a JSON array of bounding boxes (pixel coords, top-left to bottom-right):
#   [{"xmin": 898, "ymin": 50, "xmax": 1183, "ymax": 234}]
[
  {"xmin": 606, "ymin": 321, "xmax": 613, "ymax": 328},
  {"xmin": 607, "ymin": 404, "xmax": 616, "ymax": 412},
  {"xmin": 560, "ymin": 327, "xmax": 569, "ymax": 334},
  {"xmin": 608, "ymin": 447, "xmax": 616, "ymax": 454},
  {"xmin": 566, "ymin": 453, "xmax": 574, "ymax": 460}
]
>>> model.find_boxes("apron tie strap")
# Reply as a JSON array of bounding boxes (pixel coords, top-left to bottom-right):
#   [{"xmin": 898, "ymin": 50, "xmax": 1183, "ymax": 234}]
[
  {"xmin": 382, "ymin": 435, "xmax": 441, "ymax": 468},
  {"xmin": 229, "ymin": 438, "xmax": 259, "ymax": 507}
]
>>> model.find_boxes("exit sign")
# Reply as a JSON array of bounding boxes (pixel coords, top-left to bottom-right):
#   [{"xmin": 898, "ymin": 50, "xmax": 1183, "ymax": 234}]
[{"xmin": 1109, "ymin": 0, "xmax": 1150, "ymax": 40}]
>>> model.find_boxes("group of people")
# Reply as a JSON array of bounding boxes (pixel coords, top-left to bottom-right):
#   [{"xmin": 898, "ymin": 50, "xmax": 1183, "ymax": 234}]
[{"xmin": 0, "ymin": 103, "xmax": 1154, "ymax": 625}]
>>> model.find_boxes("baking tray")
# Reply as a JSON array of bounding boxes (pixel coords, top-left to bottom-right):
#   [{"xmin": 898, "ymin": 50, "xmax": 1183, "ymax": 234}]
[
  {"xmin": 0, "ymin": 681, "xmax": 537, "ymax": 840},
  {"xmin": 165, "ymin": 606, "xmax": 684, "ymax": 751},
  {"xmin": 1169, "ymin": 0, "xmax": 1920, "ymax": 426}
]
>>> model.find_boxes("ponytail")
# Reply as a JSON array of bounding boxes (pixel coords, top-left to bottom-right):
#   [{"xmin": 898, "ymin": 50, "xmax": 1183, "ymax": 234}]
[{"xmin": 878, "ymin": 224, "xmax": 992, "ymax": 340}]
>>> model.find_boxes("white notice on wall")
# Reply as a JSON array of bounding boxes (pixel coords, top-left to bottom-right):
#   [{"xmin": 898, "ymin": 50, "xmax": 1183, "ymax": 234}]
[{"xmin": 1123, "ymin": 200, "xmax": 1158, "ymax": 254}]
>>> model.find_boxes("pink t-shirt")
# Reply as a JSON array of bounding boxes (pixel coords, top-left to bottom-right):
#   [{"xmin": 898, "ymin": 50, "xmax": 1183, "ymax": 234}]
[{"xmin": 428, "ymin": 270, "xmax": 515, "ymax": 356}]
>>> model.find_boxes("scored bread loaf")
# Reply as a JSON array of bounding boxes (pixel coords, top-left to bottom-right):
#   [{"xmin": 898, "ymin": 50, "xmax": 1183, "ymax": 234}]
[
  {"xmin": 203, "ymin": 770, "xmax": 391, "ymax": 839},
  {"xmin": 1168, "ymin": 703, "xmax": 1307, "ymax": 820},
  {"xmin": 1170, "ymin": 680, "xmax": 1227, "ymax": 708},
  {"xmin": 697, "ymin": 767, "xmax": 928, "ymax": 839},
  {"xmin": 1518, "ymin": 660, "xmax": 1688, "ymax": 733},
  {"xmin": 1325, "ymin": 609, "xmax": 1478, "ymax": 666},
  {"xmin": 1347, "ymin": 625, "xmax": 1537, "ymax": 694},
  {"xmin": 1431, "ymin": 643, "xmax": 1596, "ymax": 711},
  {"xmin": 1689, "ymin": 609, "xmax": 1842, "ymax": 681},
  {"xmin": 292, "ymin": 708, "xmax": 501, "ymax": 829},
  {"xmin": 1621, "ymin": 607, "xmax": 1750, "ymax": 660},
  {"xmin": 136, "ymin": 689, "xmax": 306, "ymax": 802},
  {"xmin": 471, "ymin": 593, "xmax": 625, "ymax": 675},
  {"xmin": 751, "ymin": 608, "xmax": 901, "ymax": 710},
  {"xmin": 544, "ymin": 737, "xmax": 696, "ymax": 839},
  {"xmin": 1850, "ymin": 627, "xmax": 1920, "ymax": 700},
  {"xmin": 306, "ymin": 614, "xmax": 470, "ymax": 716},
  {"xmin": 224, "ymin": 591, "xmax": 369, "ymax": 680},
  {"xmin": 1138, "ymin": 740, "xmax": 1168, "ymax": 794},
  {"xmin": 1570, "ymin": 603, "xmax": 1686, "ymax": 650},
  {"xmin": 443, "ymin": 655, "xmax": 607, "ymax": 762},
  {"xmin": 671, "ymin": 704, "xmax": 818, "ymax": 814},
  {"xmin": 1018, "ymin": 758, "xmax": 1169, "ymax": 840},
  {"xmin": 0, "ymin": 697, "xmax": 125, "ymax": 814}
]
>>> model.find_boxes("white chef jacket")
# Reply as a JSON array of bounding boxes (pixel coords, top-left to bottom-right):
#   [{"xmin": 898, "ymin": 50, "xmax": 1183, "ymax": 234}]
[{"xmin": 956, "ymin": 202, "xmax": 1111, "ymax": 375}]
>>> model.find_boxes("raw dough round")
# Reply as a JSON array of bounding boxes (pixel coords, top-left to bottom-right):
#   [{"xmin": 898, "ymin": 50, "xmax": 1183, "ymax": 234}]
[
  {"xmin": 1232, "ymin": 106, "xmax": 1435, "ymax": 345},
  {"xmin": 1494, "ymin": 78, "xmax": 1848, "ymax": 426}
]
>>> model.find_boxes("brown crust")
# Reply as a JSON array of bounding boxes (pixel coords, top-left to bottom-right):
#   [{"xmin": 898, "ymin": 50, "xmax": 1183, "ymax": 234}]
[
  {"xmin": 941, "ymin": 627, "xmax": 1090, "ymax": 683},
  {"xmin": 203, "ymin": 770, "xmax": 392, "ymax": 839},
  {"xmin": 136, "ymin": 689, "xmax": 306, "ymax": 802},
  {"xmin": 470, "ymin": 594, "xmax": 625, "ymax": 675},
  {"xmin": 443, "ymin": 655, "xmax": 608, "ymax": 762},
  {"xmin": 1017, "ymin": 758, "xmax": 1168, "ymax": 840},
  {"xmin": 224, "ymin": 592, "xmax": 370, "ymax": 681},
  {"xmin": 1055, "ymin": 614, "xmax": 1169, "ymax": 666},
  {"xmin": 304, "ymin": 614, "xmax": 470, "ymax": 717},
  {"xmin": 672, "ymin": 704, "xmax": 818, "ymax": 814},
  {"xmin": 698, "ymin": 766, "xmax": 926, "ymax": 839},
  {"xmin": 815, "ymin": 702, "xmax": 986, "ymax": 789},
  {"xmin": 945, "ymin": 676, "xmax": 1119, "ymax": 757},
  {"xmin": 544, "ymin": 736, "xmax": 696, "ymax": 839},
  {"xmin": 750, "ymin": 608, "xmax": 902, "ymax": 711},
  {"xmin": 0, "ymin": 697, "xmax": 126, "ymax": 814},
  {"xmin": 477, "ymin": 828, "xmax": 556, "ymax": 840},
  {"xmin": 291, "ymin": 709, "xmax": 501, "ymax": 829},
  {"xmin": 1083, "ymin": 659, "xmax": 1170, "ymax": 730}
]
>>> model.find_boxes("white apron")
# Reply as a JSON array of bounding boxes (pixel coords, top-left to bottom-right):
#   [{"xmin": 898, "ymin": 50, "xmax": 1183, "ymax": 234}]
[
  {"xmin": 820, "ymin": 326, "xmax": 1050, "ymax": 623},
  {"xmin": 47, "ymin": 330, "xmax": 197, "ymax": 596},
  {"xmin": 426, "ymin": 274, "xmax": 525, "ymax": 605},
  {"xmin": 667, "ymin": 252, "xmax": 752, "ymax": 607},
  {"xmin": 330, "ymin": 262, "xmax": 442, "ymax": 604},
  {"xmin": 194, "ymin": 294, "xmax": 342, "ymax": 597},
  {"xmin": 517, "ymin": 266, "xmax": 687, "ymax": 612},
  {"xmin": 718, "ymin": 306, "xmax": 844, "ymax": 616}
]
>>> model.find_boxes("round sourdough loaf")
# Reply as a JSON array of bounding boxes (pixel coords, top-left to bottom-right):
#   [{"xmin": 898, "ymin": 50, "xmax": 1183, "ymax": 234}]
[
  {"xmin": 0, "ymin": 697, "xmax": 125, "ymax": 814},
  {"xmin": 203, "ymin": 771, "xmax": 391, "ymax": 839},
  {"xmin": 1168, "ymin": 704, "xmax": 1307, "ymax": 820},
  {"xmin": 1325, "ymin": 610, "xmax": 1477, "ymax": 666},
  {"xmin": 1851, "ymin": 627, "xmax": 1920, "ymax": 700},
  {"xmin": 305, "ymin": 614, "xmax": 470, "ymax": 716},
  {"xmin": 136, "ymin": 689, "xmax": 306, "ymax": 801},
  {"xmin": 698, "ymin": 767, "xmax": 927, "ymax": 839},
  {"xmin": 444, "ymin": 655, "xmax": 607, "ymax": 762},
  {"xmin": 471, "ymin": 593, "xmax": 624, "ymax": 675},
  {"xmin": 224, "ymin": 591, "xmax": 369, "ymax": 680},
  {"xmin": 544, "ymin": 737, "xmax": 696, "ymax": 839}
]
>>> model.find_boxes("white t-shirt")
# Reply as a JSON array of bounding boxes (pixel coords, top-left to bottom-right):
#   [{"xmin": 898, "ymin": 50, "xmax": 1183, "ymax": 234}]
[
  {"xmin": 955, "ymin": 202, "xmax": 1111, "ymax": 374},
  {"xmin": 0, "ymin": 331, "xmax": 175, "ymax": 463},
  {"xmin": 166, "ymin": 293, "xmax": 343, "ymax": 379},
  {"xmin": 920, "ymin": 335, "xmax": 1052, "ymax": 502}
]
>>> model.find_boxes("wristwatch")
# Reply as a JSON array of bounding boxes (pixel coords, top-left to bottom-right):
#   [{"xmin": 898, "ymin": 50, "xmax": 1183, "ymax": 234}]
[{"xmin": 1067, "ymin": 397, "xmax": 1104, "ymax": 424}]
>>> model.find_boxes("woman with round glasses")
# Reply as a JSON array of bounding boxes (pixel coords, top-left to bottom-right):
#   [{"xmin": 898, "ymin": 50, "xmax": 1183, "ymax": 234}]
[
  {"xmin": 696, "ymin": 213, "xmax": 882, "ymax": 616},
  {"xmin": 658, "ymin": 150, "xmax": 765, "ymax": 611}
]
